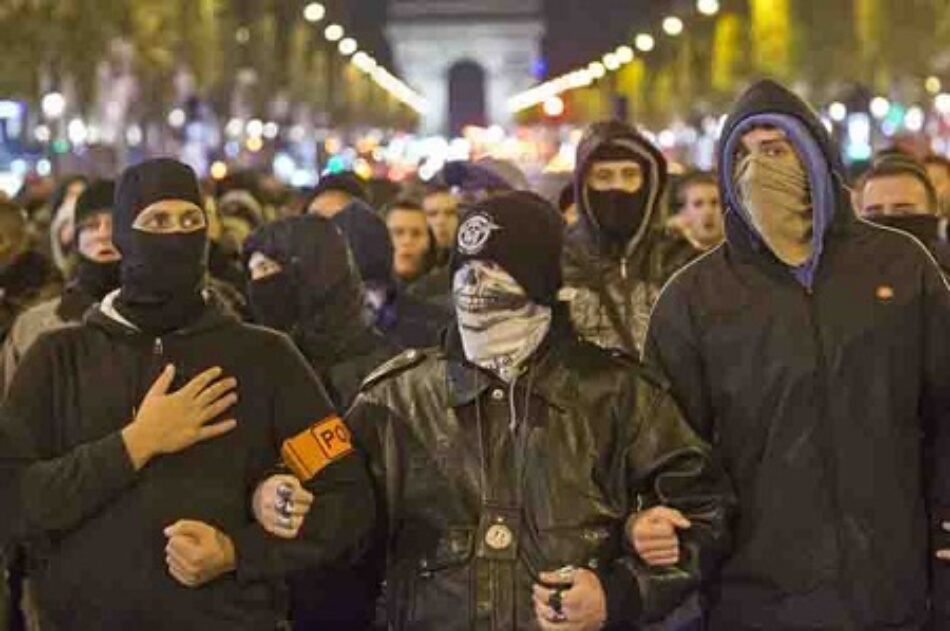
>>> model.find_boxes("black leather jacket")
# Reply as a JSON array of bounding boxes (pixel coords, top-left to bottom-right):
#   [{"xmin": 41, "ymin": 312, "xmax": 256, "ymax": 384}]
[{"xmin": 347, "ymin": 321, "xmax": 733, "ymax": 630}]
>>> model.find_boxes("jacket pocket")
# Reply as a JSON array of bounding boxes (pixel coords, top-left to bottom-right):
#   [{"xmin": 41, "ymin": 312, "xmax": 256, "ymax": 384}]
[{"xmin": 406, "ymin": 528, "xmax": 475, "ymax": 630}]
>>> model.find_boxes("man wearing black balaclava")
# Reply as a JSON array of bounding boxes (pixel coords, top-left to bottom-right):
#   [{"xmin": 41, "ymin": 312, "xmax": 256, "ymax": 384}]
[
  {"xmin": 2, "ymin": 180, "xmax": 120, "ymax": 392},
  {"xmin": 561, "ymin": 120, "xmax": 668, "ymax": 357},
  {"xmin": 0, "ymin": 158, "xmax": 374, "ymax": 631}
]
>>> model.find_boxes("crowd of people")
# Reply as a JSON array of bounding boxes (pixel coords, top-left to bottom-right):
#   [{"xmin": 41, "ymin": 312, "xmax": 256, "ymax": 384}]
[{"xmin": 0, "ymin": 78, "xmax": 949, "ymax": 631}]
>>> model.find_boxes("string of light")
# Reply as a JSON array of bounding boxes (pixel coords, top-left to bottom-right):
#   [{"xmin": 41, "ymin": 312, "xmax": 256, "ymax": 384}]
[{"xmin": 508, "ymin": 0, "xmax": 721, "ymax": 114}]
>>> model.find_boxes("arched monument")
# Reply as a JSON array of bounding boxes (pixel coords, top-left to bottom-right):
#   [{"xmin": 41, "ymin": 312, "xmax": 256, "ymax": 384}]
[{"xmin": 387, "ymin": 0, "xmax": 544, "ymax": 135}]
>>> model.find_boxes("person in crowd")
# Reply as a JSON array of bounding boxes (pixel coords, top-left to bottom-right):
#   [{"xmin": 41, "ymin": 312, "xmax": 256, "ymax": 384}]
[
  {"xmin": 307, "ymin": 172, "xmax": 370, "ymax": 219},
  {"xmin": 0, "ymin": 158, "xmax": 374, "ymax": 631},
  {"xmin": 256, "ymin": 191, "xmax": 733, "ymax": 630},
  {"xmin": 47, "ymin": 175, "xmax": 88, "ymax": 276},
  {"xmin": 642, "ymin": 79, "xmax": 950, "ymax": 630},
  {"xmin": 422, "ymin": 184, "xmax": 460, "ymax": 265},
  {"xmin": 561, "ymin": 120, "xmax": 669, "ymax": 357},
  {"xmin": 244, "ymin": 214, "xmax": 396, "ymax": 411},
  {"xmin": 0, "ymin": 201, "xmax": 60, "ymax": 344},
  {"xmin": 924, "ymin": 154, "xmax": 950, "ymax": 216},
  {"xmin": 385, "ymin": 198, "xmax": 436, "ymax": 286},
  {"xmin": 218, "ymin": 189, "xmax": 265, "ymax": 257},
  {"xmin": 558, "ymin": 182, "xmax": 580, "ymax": 227},
  {"xmin": 332, "ymin": 199, "xmax": 449, "ymax": 349},
  {"xmin": 659, "ymin": 171, "xmax": 725, "ymax": 281},
  {"xmin": 1, "ymin": 180, "xmax": 120, "ymax": 391}
]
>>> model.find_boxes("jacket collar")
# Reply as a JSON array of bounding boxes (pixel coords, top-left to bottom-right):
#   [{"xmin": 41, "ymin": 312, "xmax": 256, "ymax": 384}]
[
  {"xmin": 87, "ymin": 288, "xmax": 234, "ymax": 339},
  {"xmin": 443, "ymin": 318, "xmax": 575, "ymax": 412}
]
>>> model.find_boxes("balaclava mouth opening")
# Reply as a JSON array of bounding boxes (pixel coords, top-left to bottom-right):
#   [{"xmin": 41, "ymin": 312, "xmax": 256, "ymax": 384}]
[
  {"xmin": 450, "ymin": 192, "xmax": 563, "ymax": 382},
  {"xmin": 584, "ymin": 142, "xmax": 654, "ymax": 249},
  {"xmin": 73, "ymin": 179, "xmax": 120, "ymax": 301},
  {"xmin": 113, "ymin": 158, "xmax": 208, "ymax": 335}
]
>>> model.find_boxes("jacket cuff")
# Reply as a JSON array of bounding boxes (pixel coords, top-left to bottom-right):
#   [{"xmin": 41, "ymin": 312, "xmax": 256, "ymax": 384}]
[
  {"xmin": 100, "ymin": 430, "xmax": 138, "ymax": 491},
  {"xmin": 597, "ymin": 562, "xmax": 642, "ymax": 626},
  {"xmin": 230, "ymin": 524, "xmax": 277, "ymax": 584}
]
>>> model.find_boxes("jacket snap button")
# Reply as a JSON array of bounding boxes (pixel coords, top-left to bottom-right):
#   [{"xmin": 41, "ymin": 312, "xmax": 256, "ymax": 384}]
[
  {"xmin": 406, "ymin": 350, "xmax": 418, "ymax": 360},
  {"xmin": 491, "ymin": 388, "xmax": 505, "ymax": 401}
]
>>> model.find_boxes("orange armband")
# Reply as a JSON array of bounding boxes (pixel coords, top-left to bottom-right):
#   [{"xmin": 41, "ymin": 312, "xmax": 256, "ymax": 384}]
[{"xmin": 281, "ymin": 416, "xmax": 355, "ymax": 481}]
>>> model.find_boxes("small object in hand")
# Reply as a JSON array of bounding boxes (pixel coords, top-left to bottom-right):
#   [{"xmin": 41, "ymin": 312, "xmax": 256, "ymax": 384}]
[
  {"xmin": 277, "ymin": 482, "xmax": 294, "ymax": 500},
  {"xmin": 276, "ymin": 496, "xmax": 295, "ymax": 518},
  {"xmin": 548, "ymin": 588, "xmax": 564, "ymax": 615}
]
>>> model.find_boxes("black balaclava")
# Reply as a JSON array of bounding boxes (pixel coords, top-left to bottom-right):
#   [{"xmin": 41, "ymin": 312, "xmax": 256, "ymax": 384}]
[
  {"xmin": 73, "ymin": 179, "xmax": 119, "ymax": 301},
  {"xmin": 113, "ymin": 159, "xmax": 208, "ymax": 335},
  {"xmin": 586, "ymin": 143, "xmax": 653, "ymax": 246},
  {"xmin": 244, "ymin": 214, "xmax": 365, "ymax": 365}
]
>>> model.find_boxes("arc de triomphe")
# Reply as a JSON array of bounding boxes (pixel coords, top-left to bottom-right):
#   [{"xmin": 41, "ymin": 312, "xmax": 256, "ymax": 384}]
[{"xmin": 387, "ymin": 0, "xmax": 544, "ymax": 135}]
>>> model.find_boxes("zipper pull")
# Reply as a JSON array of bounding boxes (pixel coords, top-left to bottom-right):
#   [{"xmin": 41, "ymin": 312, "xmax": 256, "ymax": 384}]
[
  {"xmin": 621, "ymin": 258, "xmax": 628, "ymax": 280},
  {"xmin": 153, "ymin": 338, "xmax": 163, "ymax": 356}
]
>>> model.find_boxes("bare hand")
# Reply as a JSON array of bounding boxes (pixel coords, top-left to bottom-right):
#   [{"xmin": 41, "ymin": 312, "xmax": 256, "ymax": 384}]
[
  {"xmin": 122, "ymin": 365, "xmax": 238, "ymax": 469},
  {"xmin": 252, "ymin": 474, "xmax": 315, "ymax": 539},
  {"xmin": 532, "ymin": 568, "xmax": 607, "ymax": 631},
  {"xmin": 164, "ymin": 520, "xmax": 236, "ymax": 588},
  {"xmin": 629, "ymin": 506, "xmax": 692, "ymax": 567}
]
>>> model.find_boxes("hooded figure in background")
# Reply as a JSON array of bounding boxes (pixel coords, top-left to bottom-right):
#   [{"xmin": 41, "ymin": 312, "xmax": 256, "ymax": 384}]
[
  {"xmin": 643, "ymin": 80, "xmax": 950, "ymax": 629},
  {"xmin": 561, "ymin": 120, "xmax": 668, "ymax": 357},
  {"xmin": 244, "ymin": 214, "xmax": 397, "ymax": 410},
  {"xmin": 331, "ymin": 199, "xmax": 449, "ymax": 349},
  {"xmin": 2, "ymin": 180, "xmax": 120, "ymax": 391}
]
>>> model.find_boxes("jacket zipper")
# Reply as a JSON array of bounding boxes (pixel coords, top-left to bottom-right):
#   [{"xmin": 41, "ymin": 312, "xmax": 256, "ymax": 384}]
[{"xmin": 153, "ymin": 337, "xmax": 163, "ymax": 357}]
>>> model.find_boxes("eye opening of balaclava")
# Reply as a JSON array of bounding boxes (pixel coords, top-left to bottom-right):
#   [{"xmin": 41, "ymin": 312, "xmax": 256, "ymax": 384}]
[
  {"xmin": 584, "ymin": 142, "xmax": 654, "ymax": 248},
  {"xmin": 113, "ymin": 158, "xmax": 209, "ymax": 335},
  {"xmin": 453, "ymin": 261, "xmax": 552, "ymax": 383}
]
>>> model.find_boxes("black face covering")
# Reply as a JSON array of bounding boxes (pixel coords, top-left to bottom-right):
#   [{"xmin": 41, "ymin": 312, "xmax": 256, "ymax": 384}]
[
  {"xmin": 75, "ymin": 256, "xmax": 120, "ymax": 302},
  {"xmin": 588, "ymin": 188, "xmax": 650, "ymax": 245},
  {"xmin": 248, "ymin": 272, "xmax": 298, "ymax": 332}
]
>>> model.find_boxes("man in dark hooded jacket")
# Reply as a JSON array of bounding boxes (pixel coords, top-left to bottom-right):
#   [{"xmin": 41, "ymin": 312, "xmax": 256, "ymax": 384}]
[
  {"xmin": 0, "ymin": 158, "xmax": 374, "ymax": 631},
  {"xmin": 2, "ymin": 180, "xmax": 120, "ymax": 392},
  {"xmin": 332, "ymin": 199, "xmax": 450, "ymax": 349},
  {"xmin": 561, "ymin": 120, "xmax": 668, "ymax": 357},
  {"xmin": 643, "ymin": 80, "xmax": 950, "ymax": 629}
]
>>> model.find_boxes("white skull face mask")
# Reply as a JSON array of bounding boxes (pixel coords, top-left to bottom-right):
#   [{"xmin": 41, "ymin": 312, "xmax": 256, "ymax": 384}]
[{"xmin": 453, "ymin": 261, "xmax": 552, "ymax": 382}]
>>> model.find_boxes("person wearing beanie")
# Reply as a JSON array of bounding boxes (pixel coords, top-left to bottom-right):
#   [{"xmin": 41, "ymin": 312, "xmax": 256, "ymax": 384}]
[
  {"xmin": 561, "ymin": 120, "xmax": 670, "ymax": 357},
  {"xmin": 255, "ymin": 190, "xmax": 733, "ymax": 630},
  {"xmin": 331, "ymin": 198, "xmax": 449, "ymax": 349},
  {"xmin": 306, "ymin": 171, "xmax": 369, "ymax": 219},
  {"xmin": 0, "ymin": 158, "xmax": 374, "ymax": 631},
  {"xmin": 1, "ymin": 180, "xmax": 121, "ymax": 392}
]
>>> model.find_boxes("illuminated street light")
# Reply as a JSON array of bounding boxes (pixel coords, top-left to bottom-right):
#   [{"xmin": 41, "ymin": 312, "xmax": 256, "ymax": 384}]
[
  {"xmin": 41, "ymin": 92, "xmax": 66, "ymax": 119},
  {"xmin": 870, "ymin": 96, "xmax": 891, "ymax": 119},
  {"xmin": 905, "ymin": 106, "xmax": 925, "ymax": 132},
  {"xmin": 543, "ymin": 96, "xmax": 565, "ymax": 117},
  {"xmin": 697, "ymin": 0, "xmax": 720, "ymax": 16},
  {"xmin": 246, "ymin": 118, "xmax": 264, "ymax": 137},
  {"xmin": 34, "ymin": 124, "xmax": 50, "ymax": 143},
  {"xmin": 603, "ymin": 53, "xmax": 621, "ymax": 71},
  {"xmin": 663, "ymin": 16, "xmax": 684, "ymax": 36},
  {"xmin": 167, "ymin": 108, "xmax": 186, "ymax": 129},
  {"xmin": 210, "ymin": 161, "xmax": 229, "ymax": 180},
  {"xmin": 588, "ymin": 62, "xmax": 606, "ymax": 79},
  {"xmin": 263, "ymin": 122, "xmax": 280, "ymax": 140},
  {"xmin": 226, "ymin": 118, "xmax": 244, "ymax": 137},
  {"xmin": 324, "ymin": 24, "xmax": 344, "ymax": 42},
  {"xmin": 339, "ymin": 37, "xmax": 357, "ymax": 56},
  {"xmin": 616, "ymin": 46, "xmax": 635, "ymax": 64},
  {"xmin": 936, "ymin": 93, "xmax": 950, "ymax": 116},
  {"xmin": 926, "ymin": 76, "xmax": 942, "ymax": 95},
  {"xmin": 303, "ymin": 2, "xmax": 326, "ymax": 23},
  {"xmin": 828, "ymin": 102, "xmax": 847, "ymax": 122},
  {"xmin": 67, "ymin": 118, "xmax": 88, "ymax": 144},
  {"xmin": 235, "ymin": 27, "xmax": 250, "ymax": 44},
  {"xmin": 635, "ymin": 33, "xmax": 655, "ymax": 52}
]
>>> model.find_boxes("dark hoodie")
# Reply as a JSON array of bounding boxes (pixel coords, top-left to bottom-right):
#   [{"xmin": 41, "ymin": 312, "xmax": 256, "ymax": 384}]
[
  {"xmin": 244, "ymin": 215, "xmax": 397, "ymax": 410},
  {"xmin": 561, "ymin": 120, "xmax": 668, "ymax": 356},
  {"xmin": 644, "ymin": 80, "xmax": 950, "ymax": 630},
  {"xmin": 332, "ymin": 200, "xmax": 450, "ymax": 349}
]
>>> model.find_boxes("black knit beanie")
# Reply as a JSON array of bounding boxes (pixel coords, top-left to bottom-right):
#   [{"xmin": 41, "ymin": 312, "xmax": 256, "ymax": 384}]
[
  {"xmin": 74, "ymin": 179, "xmax": 115, "ymax": 230},
  {"xmin": 451, "ymin": 191, "xmax": 563, "ymax": 306}
]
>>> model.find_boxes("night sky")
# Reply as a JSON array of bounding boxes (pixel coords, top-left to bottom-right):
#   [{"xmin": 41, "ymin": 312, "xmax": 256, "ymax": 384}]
[{"xmin": 347, "ymin": 0, "xmax": 664, "ymax": 79}]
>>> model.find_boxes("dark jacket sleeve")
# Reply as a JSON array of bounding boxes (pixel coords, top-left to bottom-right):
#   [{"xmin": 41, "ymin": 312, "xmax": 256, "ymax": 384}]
[
  {"xmin": 921, "ymin": 258, "xmax": 950, "ymax": 625},
  {"xmin": 231, "ymin": 337, "xmax": 376, "ymax": 583},
  {"xmin": 598, "ymin": 368, "xmax": 734, "ymax": 625},
  {"xmin": 0, "ymin": 334, "xmax": 138, "ymax": 543}
]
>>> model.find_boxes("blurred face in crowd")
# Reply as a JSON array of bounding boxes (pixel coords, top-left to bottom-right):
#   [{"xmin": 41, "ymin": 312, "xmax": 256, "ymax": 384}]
[
  {"xmin": 423, "ymin": 191, "xmax": 460, "ymax": 250},
  {"xmin": 387, "ymin": 207, "xmax": 431, "ymax": 281},
  {"xmin": 247, "ymin": 251, "xmax": 283, "ymax": 281},
  {"xmin": 133, "ymin": 199, "xmax": 207, "ymax": 234},
  {"xmin": 0, "ymin": 213, "xmax": 27, "ymax": 271},
  {"xmin": 77, "ymin": 212, "xmax": 120, "ymax": 263},
  {"xmin": 859, "ymin": 174, "xmax": 932, "ymax": 217},
  {"xmin": 586, "ymin": 161, "xmax": 643, "ymax": 193},
  {"xmin": 308, "ymin": 190, "xmax": 352, "ymax": 218},
  {"xmin": 735, "ymin": 126, "xmax": 813, "ymax": 266},
  {"xmin": 678, "ymin": 182, "xmax": 723, "ymax": 249}
]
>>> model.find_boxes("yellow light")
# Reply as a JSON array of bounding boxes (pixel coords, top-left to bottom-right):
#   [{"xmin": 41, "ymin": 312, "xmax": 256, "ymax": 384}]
[
  {"xmin": 324, "ymin": 24, "xmax": 344, "ymax": 42},
  {"xmin": 543, "ymin": 96, "xmax": 565, "ymax": 117},
  {"xmin": 246, "ymin": 136, "xmax": 264, "ymax": 153},
  {"xmin": 303, "ymin": 2, "xmax": 325, "ymax": 23},
  {"xmin": 210, "ymin": 161, "xmax": 228, "ymax": 180},
  {"xmin": 697, "ymin": 0, "xmax": 720, "ymax": 16},
  {"xmin": 927, "ymin": 76, "xmax": 943, "ymax": 95},
  {"xmin": 663, "ymin": 16, "xmax": 684, "ymax": 36},
  {"xmin": 635, "ymin": 33, "xmax": 655, "ymax": 52}
]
